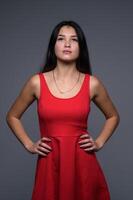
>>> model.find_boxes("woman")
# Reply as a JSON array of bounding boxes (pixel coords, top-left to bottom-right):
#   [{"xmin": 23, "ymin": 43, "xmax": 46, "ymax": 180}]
[{"xmin": 6, "ymin": 20, "xmax": 120, "ymax": 200}]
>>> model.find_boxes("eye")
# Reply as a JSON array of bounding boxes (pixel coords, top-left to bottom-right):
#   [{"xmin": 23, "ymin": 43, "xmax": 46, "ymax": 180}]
[
  {"xmin": 57, "ymin": 37, "xmax": 63, "ymax": 40},
  {"xmin": 57, "ymin": 37, "xmax": 78, "ymax": 42},
  {"xmin": 72, "ymin": 38, "xmax": 78, "ymax": 42}
]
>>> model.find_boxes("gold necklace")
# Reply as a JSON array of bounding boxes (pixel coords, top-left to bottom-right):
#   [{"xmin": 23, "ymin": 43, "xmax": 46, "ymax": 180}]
[{"xmin": 53, "ymin": 69, "xmax": 80, "ymax": 94}]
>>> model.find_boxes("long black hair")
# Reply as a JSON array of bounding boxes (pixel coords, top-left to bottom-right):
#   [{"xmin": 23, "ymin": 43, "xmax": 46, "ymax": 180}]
[{"xmin": 40, "ymin": 20, "xmax": 92, "ymax": 75}]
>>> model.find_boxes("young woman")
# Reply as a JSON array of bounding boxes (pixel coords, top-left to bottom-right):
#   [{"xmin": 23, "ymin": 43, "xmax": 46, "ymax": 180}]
[{"xmin": 6, "ymin": 20, "xmax": 120, "ymax": 200}]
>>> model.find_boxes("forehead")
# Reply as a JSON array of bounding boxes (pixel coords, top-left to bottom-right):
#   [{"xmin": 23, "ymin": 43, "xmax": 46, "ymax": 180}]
[{"xmin": 58, "ymin": 26, "xmax": 77, "ymax": 37}]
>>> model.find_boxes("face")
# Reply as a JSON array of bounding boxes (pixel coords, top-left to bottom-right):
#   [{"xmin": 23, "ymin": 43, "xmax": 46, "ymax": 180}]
[{"xmin": 54, "ymin": 25, "xmax": 80, "ymax": 63}]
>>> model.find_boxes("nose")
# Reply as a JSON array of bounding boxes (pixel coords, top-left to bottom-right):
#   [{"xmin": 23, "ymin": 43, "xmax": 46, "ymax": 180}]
[{"xmin": 64, "ymin": 40, "xmax": 71, "ymax": 47}]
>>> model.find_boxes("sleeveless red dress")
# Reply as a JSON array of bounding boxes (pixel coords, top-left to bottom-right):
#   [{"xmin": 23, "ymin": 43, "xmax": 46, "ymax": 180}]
[{"xmin": 31, "ymin": 72, "xmax": 110, "ymax": 200}]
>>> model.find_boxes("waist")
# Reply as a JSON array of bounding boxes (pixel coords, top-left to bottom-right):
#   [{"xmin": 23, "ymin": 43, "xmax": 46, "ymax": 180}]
[{"xmin": 40, "ymin": 124, "xmax": 89, "ymax": 137}]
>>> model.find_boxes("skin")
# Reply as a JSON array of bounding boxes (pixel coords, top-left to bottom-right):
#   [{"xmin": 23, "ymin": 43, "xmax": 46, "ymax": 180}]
[{"xmin": 6, "ymin": 25, "xmax": 120, "ymax": 157}]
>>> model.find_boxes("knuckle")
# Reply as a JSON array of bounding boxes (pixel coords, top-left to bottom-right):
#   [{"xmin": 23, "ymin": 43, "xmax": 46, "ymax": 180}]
[
  {"xmin": 39, "ymin": 142, "xmax": 44, "ymax": 147},
  {"xmin": 41, "ymin": 137, "xmax": 45, "ymax": 142},
  {"xmin": 84, "ymin": 148, "xmax": 89, "ymax": 151},
  {"xmin": 45, "ymin": 149, "xmax": 50, "ymax": 153},
  {"xmin": 40, "ymin": 152, "xmax": 47, "ymax": 156}
]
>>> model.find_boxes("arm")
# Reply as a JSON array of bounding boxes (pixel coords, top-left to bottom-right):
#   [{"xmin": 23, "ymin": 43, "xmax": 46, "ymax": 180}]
[
  {"xmin": 79, "ymin": 75, "xmax": 120, "ymax": 152},
  {"xmin": 6, "ymin": 74, "xmax": 38, "ymax": 151},
  {"xmin": 91, "ymin": 75, "xmax": 120, "ymax": 150}
]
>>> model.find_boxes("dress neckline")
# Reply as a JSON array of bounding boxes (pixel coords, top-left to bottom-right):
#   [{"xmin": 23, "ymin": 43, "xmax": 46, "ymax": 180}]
[{"xmin": 41, "ymin": 72, "xmax": 87, "ymax": 100}]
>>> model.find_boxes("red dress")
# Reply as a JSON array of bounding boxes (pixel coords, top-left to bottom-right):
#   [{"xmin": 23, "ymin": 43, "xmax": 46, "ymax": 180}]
[{"xmin": 31, "ymin": 72, "xmax": 110, "ymax": 200}]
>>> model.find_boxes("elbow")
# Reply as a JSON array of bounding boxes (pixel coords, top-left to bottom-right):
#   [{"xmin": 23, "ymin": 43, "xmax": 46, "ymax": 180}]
[
  {"xmin": 6, "ymin": 110, "xmax": 20, "ymax": 125},
  {"xmin": 106, "ymin": 112, "xmax": 120, "ymax": 126},
  {"xmin": 113, "ymin": 112, "xmax": 120, "ymax": 127},
  {"xmin": 6, "ymin": 111, "xmax": 14, "ymax": 125},
  {"xmin": 6, "ymin": 112, "xmax": 11, "ymax": 124}
]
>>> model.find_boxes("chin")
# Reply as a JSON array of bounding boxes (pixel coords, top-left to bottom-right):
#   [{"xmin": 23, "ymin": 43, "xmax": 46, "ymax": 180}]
[
  {"xmin": 58, "ymin": 56, "xmax": 78, "ymax": 62},
  {"xmin": 60, "ymin": 58, "xmax": 77, "ymax": 63}
]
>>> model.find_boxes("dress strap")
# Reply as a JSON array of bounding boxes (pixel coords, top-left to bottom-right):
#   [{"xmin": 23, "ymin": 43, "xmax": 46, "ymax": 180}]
[
  {"xmin": 81, "ymin": 73, "xmax": 91, "ymax": 104},
  {"xmin": 38, "ymin": 73, "xmax": 46, "ymax": 101}
]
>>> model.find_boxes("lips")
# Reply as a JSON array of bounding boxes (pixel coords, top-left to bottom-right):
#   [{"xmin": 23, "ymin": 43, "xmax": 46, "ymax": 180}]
[{"xmin": 63, "ymin": 50, "xmax": 72, "ymax": 53}]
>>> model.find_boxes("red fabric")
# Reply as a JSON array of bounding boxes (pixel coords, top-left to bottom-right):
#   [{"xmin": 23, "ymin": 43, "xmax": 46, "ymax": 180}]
[{"xmin": 31, "ymin": 72, "xmax": 110, "ymax": 200}]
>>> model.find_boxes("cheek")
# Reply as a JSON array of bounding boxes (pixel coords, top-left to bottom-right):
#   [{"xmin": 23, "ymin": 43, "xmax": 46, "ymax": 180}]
[
  {"xmin": 54, "ymin": 43, "xmax": 62, "ymax": 54},
  {"xmin": 73, "ymin": 43, "xmax": 79, "ymax": 52},
  {"xmin": 54, "ymin": 43, "xmax": 58, "ymax": 51},
  {"xmin": 73, "ymin": 46, "xmax": 80, "ymax": 56}
]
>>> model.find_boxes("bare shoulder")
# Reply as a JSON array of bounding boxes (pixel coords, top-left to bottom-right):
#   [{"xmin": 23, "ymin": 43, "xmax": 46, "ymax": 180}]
[
  {"xmin": 6, "ymin": 73, "xmax": 41, "ymax": 118},
  {"xmin": 27, "ymin": 73, "xmax": 41, "ymax": 99},
  {"xmin": 19, "ymin": 73, "xmax": 41, "ymax": 101},
  {"xmin": 14, "ymin": 73, "xmax": 41, "ymax": 101},
  {"xmin": 28, "ymin": 73, "xmax": 40, "ymax": 87},
  {"xmin": 29, "ymin": 72, "xmax": 50, "ymax": 99},
  {"xmin": 89, "ymin": 74, "xmax": 106, "ymax": 100},
  {"xmin": 90, "ymin": 74, "xmax": 103, "ymax": 88}
]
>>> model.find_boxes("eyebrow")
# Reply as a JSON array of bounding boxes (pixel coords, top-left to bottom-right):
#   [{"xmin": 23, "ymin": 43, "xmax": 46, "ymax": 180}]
[{"xmin": 58, "ymin": 34, "xmax": 78, "ymax": 37}]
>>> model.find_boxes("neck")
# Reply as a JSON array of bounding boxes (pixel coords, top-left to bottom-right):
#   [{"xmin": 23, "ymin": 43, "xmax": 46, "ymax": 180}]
[{"xmin": 54, "ymin": 61, "xmax": 78, "ymax": 80}]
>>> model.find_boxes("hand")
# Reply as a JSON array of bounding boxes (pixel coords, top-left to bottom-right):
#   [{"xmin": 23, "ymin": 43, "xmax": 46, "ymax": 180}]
[
  {"xmin": 78, "ymin": 134, "xmax": 101, "ymax": 152},
  {"xmin": 28, "ymin": 137, "xmax": 52, "ymax": 156}
]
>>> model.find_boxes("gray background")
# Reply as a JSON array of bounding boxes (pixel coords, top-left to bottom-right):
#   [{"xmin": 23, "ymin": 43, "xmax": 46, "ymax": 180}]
[{"xmin": 0, "ymin": 0, "xmax": 132, "ymax": 199}]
